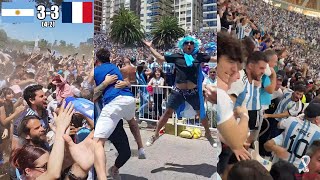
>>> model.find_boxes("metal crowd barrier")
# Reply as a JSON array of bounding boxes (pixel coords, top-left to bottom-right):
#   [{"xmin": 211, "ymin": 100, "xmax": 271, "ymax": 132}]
[{"xmin": 130, "ymin": 84, "xmax": 217, "ymax": 136}]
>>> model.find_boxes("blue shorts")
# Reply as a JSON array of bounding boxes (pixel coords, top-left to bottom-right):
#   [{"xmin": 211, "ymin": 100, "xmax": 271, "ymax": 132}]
[{"xmin": 167, "ymin": 86, "xmax": 200, "ymax": 111}]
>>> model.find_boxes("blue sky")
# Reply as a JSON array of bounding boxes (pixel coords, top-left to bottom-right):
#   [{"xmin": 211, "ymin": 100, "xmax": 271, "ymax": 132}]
[{"xmin": 0, "ymin": 0, "xmax": 93, "ymax": 47}]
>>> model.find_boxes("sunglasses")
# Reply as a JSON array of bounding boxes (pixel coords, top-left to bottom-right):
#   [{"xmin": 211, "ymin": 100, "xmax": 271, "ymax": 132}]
[
  {"xmin": 210, "ymin": 71, "xmax": 216, "ymax": 74},
  {"xmin": 183, "ymin": 41, "xmax": 194, "ymax": 45}
]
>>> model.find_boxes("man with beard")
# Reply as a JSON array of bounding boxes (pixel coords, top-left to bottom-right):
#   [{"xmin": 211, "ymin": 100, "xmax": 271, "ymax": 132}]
[
  {"xmin": 12, "ymin": 85, "xmax": 49, "ymax": 150},
  {"xmin": 264, "ymin": 83, "xmax": 306, "ymax": 138},
  {"xmin": 18, "ymin": 115, "xmax": 48, "ymax": 150},
  {"xmin": 228, "ymin": 51, "xmax": 268, "ymax": 145}
]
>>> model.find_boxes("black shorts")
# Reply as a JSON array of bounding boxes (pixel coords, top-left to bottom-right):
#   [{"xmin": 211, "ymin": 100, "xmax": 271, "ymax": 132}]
[
  {"xmin": 248, "ymin": 110, "xmax": 261, "ymax": 130},
  {"xmin": 167, "ymin": 86, "xmax": 200, "ymax": 111}
]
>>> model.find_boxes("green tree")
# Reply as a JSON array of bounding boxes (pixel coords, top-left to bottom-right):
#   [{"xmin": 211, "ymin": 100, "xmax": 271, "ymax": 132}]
[
  {"xmin": 59, "ymin": 40, "xmax": 66, "ymax": 47},
  {"xmin": 35, "ymin": 0, "xmax": 51, "ymax": 7},
  {"xmin": 110, "ymin": 7, "xmax": 145, "ymax": 47},
  {"xmin": 38, "ymin": 39, "xmax": 49, "ymax": 51},
  {"xmin": 52, "ymin": 0, "xmax": 64, "ymax": 6},
  {"xmin": 151, "ymin": 16, "xmax": 185, "ymax": 50},
  {"xmin": 0, "ymin": 29, "xmax": 8, "ymax": 48}
]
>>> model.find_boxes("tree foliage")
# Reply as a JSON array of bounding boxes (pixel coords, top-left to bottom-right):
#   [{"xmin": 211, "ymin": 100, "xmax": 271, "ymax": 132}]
[{"xmin": 151, "ymin": 16, "xmax": 185, "ymax": 50}]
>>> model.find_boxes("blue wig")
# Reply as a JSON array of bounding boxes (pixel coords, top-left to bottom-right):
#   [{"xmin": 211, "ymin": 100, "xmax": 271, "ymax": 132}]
[
  {"xmin": 176, "ymin": 36, "xmax": 207, "ymax": 121},
  {"xmin": 177, "ymin": 36, "xmax": 201, "ymax": 67}
]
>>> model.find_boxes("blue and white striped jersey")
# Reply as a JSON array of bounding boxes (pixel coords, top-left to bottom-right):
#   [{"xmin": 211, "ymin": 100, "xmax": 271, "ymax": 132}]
[
  {"xmin": 279, "ymin": 117, "xmax": 320, "ymax": 171},
  {"xmin": 162, "ymin": 62, "xmax": 175, "ymax": 74},
  {"xmin": 148, "ymin": 62, "xmax": 159, "ymax": 72},
  {"xmin": 228, "ymin": 70, "xmax": 261, "ymax": 110},
  {"xmin": 274, "ymin": 89, "xmax": 303, "ymax": 121},
  {"xmin": 13, "ymin": 108, "xmax": 49, "ymax": 136}
]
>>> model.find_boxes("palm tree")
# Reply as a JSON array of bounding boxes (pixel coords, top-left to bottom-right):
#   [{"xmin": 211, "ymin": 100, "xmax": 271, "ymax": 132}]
[
  {"xmin": 110, "ymin": 7, "xmax": 145, "ymax": 47},
  {"xmin": 151, "ymin": 16, "xmax": 185, "ymax": 50}
]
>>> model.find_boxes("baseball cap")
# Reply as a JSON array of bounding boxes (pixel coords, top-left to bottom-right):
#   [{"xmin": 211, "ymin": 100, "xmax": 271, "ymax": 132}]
[{"xmin": 304, "ymin": 103, "xmax": 320, "ymax": 118}]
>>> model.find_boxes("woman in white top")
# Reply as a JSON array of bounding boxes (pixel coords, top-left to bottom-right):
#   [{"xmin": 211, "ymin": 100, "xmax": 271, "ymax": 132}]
[
  {"xmin": 204, "ymin": 67, "xmax": 217, "ymax": 86},
  {"xmin": 148, "ymin": 68, "xmax": 165, "ymax": 119},
  {"xmin": 203, "ymin": 67, "xmax": 217, "ymax": 127}
]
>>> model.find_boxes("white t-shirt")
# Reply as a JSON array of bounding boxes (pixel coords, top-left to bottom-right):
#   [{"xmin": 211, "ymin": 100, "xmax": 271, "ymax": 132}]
[
  {"xmin": 217, "ymin": 88, "xmax": 234, "ymax": 125},
  {"xmin": 203, "ymin": 77, "xmax": 217, "ymax": 86},
  {"xmin": 216, "ymin": 88, "xmax": 235, "ymax": 162},
  {"xmin": 149, "ymin": 77, "xmax": 164, "ymax": 94},
  {"xmin": 272, "ymin": 88, "xmax": 283, "ymax": 100}
]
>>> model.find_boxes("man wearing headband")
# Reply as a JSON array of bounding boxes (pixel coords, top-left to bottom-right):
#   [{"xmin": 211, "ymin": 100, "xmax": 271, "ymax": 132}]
[{"xmin": 143, "ymin": 36, "xmax": 215, "ymax": 146}]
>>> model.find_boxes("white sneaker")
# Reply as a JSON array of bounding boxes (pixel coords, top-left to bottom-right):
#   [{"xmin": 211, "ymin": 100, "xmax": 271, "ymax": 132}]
[
  {"xmin": 138, "ymin": 148, "xmax": 146, "ymax": 159},
  {"xmin": 205, "ymin": 133, "xmax": 217, "ymax": 147},
  {"xmin": 145, "ymin": 135, "xmax": 159, "ymax": 147}
]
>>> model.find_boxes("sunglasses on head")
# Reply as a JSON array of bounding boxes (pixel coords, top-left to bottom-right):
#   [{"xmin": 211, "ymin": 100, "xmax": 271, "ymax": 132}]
[{"xmin": 183, "ymin": 41, "xmax": 194, "ymax": 45}]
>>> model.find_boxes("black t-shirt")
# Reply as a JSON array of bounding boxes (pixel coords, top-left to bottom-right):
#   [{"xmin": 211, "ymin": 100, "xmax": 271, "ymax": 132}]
[{"xmin": 164, "ymin": 53, "xmax": 211, "ymax": 84}]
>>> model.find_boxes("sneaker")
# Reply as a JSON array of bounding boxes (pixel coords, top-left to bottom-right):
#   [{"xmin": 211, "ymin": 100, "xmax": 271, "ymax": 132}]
[
  {"xmin": 138, "ymin": 148, "xmax": 146, "ymax": 159},
  {"xmin": 140, "ymin": 121, "xmax": 148, "ymax": 128},
  {"xmin": 108, "ymin": 166, "xmax": 121, "ymax": 180},
  {"xmin": 206, "ymin": 133, "xmax": 217, "ymax": 148},
  {"xmin": 145, "ymin": 135, "xmax": 159, "ymax": 147}
]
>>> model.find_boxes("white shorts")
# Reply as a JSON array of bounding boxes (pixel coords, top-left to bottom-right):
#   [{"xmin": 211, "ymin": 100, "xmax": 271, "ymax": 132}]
[
  {"xmin": 94, "ymin": 96, "xmax": 135, "ymax": 139},
  {"xmin": 271, "ymin": 133, "xmax": 284, "ymax": 164},
  {"xmin": 273, "ymin": 134, "xmax": 284, "ymax": 146}
]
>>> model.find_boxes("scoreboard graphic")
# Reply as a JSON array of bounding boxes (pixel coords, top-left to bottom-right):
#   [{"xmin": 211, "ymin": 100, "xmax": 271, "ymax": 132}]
[
  {"xmin": 37, "ymin": 4, "xmax": 59, "ymax": 28},
  {"xmin": 0, "ymin": 1, "xmax": 93, "ymax": 28}
]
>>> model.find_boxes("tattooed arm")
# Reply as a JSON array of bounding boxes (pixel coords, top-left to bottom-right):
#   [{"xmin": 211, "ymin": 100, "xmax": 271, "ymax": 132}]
[{"xmin": 93, "ymin": 74, "xmax": 118, "ymax": 102}]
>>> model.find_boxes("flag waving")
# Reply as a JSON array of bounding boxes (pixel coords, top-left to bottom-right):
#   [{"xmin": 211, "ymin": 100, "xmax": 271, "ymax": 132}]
[
  {"xmin": 65, "ymin": 97, "xmax": 94, "ymax": 120},
  {"xmin": 1, "ymin": 2, "xmax": 35, "ymax": 23}
]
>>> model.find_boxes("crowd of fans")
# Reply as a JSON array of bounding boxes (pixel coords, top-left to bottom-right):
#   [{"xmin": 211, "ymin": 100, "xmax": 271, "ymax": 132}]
[
  {"xmin": 217, "ymin": 0, "xmax": 320, "ymax": 179},
  {"xmin": 94, "ymin": 31, "xmax": 217, "ymax": 125},
  {"xmin": 92, "ymin": 30, "xmax": 216, "ymax": 178},
  {"xmin": 0, "ymin": 47, "xmax": 95, "ymax": 179}
]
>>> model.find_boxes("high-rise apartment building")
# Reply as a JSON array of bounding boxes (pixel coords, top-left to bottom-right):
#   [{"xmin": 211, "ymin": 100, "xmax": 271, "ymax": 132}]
[
  {"xmin": 203, "ymin": 0, "xmax": 217, "ymax": 31},
  {"xmin": 105, "ymin": 0, "xmax": 125, "ymax": 33},
  {"xmin": 140, "ymin": 0, "xmax": 174, "ymax": 33},
  {"xmin": 94, "ymin": 0, "xmax": 103, "ymax": 32},
  {"xmin": 173, "ymin": 0, "xmax": 203, "ymax": 32},
  {"xmin": 102, "ymin": 0, "xmax": 141, "ymax": 34},
  {"xmin": 125, "ymin": 0, "xmax": 142, "ymax": 16}
]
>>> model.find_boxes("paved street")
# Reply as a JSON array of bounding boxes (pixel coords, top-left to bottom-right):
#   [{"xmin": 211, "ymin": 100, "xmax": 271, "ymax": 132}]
[{"xmin": 106, "ymin": 125, "xmax": 218, "ymax": 180}]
